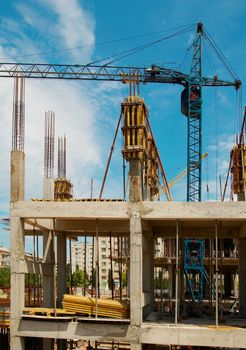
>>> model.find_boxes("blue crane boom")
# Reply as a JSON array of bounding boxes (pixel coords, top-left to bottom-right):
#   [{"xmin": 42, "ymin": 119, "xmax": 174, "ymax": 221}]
[{"xmin": 0, "ymin": 62, "xmax": 240, "ymax": 87}]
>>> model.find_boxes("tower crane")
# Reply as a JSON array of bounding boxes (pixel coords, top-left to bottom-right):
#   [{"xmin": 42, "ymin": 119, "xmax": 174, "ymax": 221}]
[
  {"xmin": 0, "ymin": 25, "xmax": 240, "ymax": 201},
  {"xmin": 0, "ymin": 23, "xmax": 240, "ymax": 203},
  {"xmin": 1, "ymin": 23, "xmax": 240, "ymax": 307}
]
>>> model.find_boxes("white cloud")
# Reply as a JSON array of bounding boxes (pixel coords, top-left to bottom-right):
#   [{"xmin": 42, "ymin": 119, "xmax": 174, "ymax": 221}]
[
  {"xmin": 40, "ymin": 0, "xmax": 95, "ymax": 62},
  {"xmin": 0, "ymin": 0, "xmax": 123, "ymax": 213}
]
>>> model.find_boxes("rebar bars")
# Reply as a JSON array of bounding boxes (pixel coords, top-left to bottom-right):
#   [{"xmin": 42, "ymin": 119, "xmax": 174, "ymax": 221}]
[
  {"xmin": 44, "ymin": 111, "xmax": 55, "ymax": 179},
  {"xmin": 58, "ymin": 135, "xmax": 66, "ymax": 179},
  {"xmin": 12, "ymin": 76, "xmax": 25, "ymax": 151}
]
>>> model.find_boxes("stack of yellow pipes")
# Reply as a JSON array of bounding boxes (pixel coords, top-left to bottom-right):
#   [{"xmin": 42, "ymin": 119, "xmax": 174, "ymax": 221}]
[{"xmin": 62, "ymin": 294, "xmax": 129, "ymax": 319}]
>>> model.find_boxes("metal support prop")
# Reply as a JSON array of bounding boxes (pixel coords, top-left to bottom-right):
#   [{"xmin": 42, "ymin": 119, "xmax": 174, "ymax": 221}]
[
  {"xmin": 118, "ymin": 237, "xmax": 123, "ymax": 302},
  {"xmin": 175, "ymin": 220, "xmax": 179, "ymax": 325},
  {"xmin": 215, "ymin": 221, "xmax": 219, "ymax": 327},
  {"xmin": 69, "ymin": 239, "xmax": 73, "ymax": 294},
  {"xmin": 99, "ymin": 110, "xmax": 123, "ymax": 199},
  {"xmin": 109, "ymin": 232, "xmax": 114, "ymax": 300},
  {"xmin": 52, "ymin": 219, "xmax": 57, "ymax": 317},
  {"xmin": 95, "ymin": 219, "xmax": 99, "ymax": 318},
  {"xmin": 91, "ymin": 236, "xmax": 94, "ymax": 298},
  {"xmin": 84, "ymin": 233, "xmax": 87, "ymax": 296}
]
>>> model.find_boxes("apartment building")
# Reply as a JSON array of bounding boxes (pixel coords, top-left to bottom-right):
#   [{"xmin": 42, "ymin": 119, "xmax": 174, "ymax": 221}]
[
  {"xmin": 71, "ymin": 240, "xmax": 93, "ymax": 276},
  {"xmin": 0, "ymin": 247, "xmax": 10, "ymax": 268}
]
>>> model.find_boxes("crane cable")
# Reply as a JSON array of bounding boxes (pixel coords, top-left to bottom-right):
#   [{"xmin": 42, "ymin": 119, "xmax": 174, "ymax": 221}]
[
  {"xmin": 86, "ymin": 24, "xmax": 195, "ymax": 66},
  {"xmin": 203, "ymin": 28, "xmax": 239, "ymax": 81},
  {"xmin": 0, "ymin": 23, "xmax": 196, "ymax": 61}
]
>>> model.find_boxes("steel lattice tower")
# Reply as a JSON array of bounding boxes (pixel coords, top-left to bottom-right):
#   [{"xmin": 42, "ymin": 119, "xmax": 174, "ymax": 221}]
[{"xmin": 187, "ymin": 22, "xmax": 203, "ymax": 202}]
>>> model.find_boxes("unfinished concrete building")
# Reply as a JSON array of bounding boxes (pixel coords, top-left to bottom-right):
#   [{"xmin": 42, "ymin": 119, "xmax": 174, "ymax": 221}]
[
  {"xmin": 2, "ymin": 22, "xmax": 245, "ymax": 350},
  {"xmin": 9, "ymin": 75, "xmax": 246, "ymax": 350}
]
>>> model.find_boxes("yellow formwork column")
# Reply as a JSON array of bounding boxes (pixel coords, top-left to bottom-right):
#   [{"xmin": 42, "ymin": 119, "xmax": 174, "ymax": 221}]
[
  {"xmin": 231, "ymin": 144, "xmax": 246, "ymax": 196},
  {"xmin": 122, "ymin": 95, "xmax": 147, "ymax": 161}
]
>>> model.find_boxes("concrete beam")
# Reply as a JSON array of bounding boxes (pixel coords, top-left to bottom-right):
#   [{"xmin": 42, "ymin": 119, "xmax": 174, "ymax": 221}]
[
  {"xmin": 16, "ymin": 319, "xmax": 246, "ymax": 349},
  {"xmin": 141, "ymin": 201, "xmax": 246, "ymax": 220},
  {"xmin": 141, "ymin": 323, "xmax": 246, "ymax": 348},
  {"xmin": 55, "ymin": 219, "xmax": 130, "ymax": 234},
  {"xmin": 12, "ymin": 259, "xmax": 53, "ymax": 276},
  {"xmin": 24, "ymin": 218, "xmax": 52, "ymax": 232},
  {"xmin": 11, "ymin": 201, "xmax": 128, "ymax": 219},
  {"xmin": 17, "ymin": 319, "xmax": 131, "ymax": 341}
]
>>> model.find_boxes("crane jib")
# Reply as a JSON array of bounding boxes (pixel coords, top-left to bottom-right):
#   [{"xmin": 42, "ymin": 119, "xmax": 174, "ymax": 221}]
[{"xmin": 0, "ymin": 62, "xmax": 240, "ymax": 88}]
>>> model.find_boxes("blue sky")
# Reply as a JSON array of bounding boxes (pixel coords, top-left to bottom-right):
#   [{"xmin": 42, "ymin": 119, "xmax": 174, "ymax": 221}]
[{"xmin": 0, "ymin": 0, "xmax": 246, "ymax": 248}]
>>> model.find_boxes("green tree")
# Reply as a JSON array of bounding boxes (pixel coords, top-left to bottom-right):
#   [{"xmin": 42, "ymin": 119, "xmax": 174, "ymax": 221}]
[
  {"xmin": 154, "ymin": 276, "xmax": 169, "ymax": 289},
  {"xmin": 25, "ymin": 273, "xmax": 40, "ymax": 287},
  {"xmin": 122, "ymin": 271, "xmax": 128, "ymax": 288},
  {"xmin": 72, "ymin": 266, "xmax": 89, "ymax": 288},
  {"xmin": 0, "ymin": 267, "xmax": 10, "ymax": 287}
]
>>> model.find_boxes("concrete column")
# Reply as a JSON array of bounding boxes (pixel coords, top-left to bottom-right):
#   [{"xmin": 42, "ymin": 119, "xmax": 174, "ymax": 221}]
[
  {"xmin": 10, "ymin": 150, "xmax": 25, "ymax": 201},
  {"xmin": 43, "ymin": 230, "xmax": 55, "ymax": 350},
  {"xmin": 10, "ymin": 217, "xmax": 25, "ymax": 350},
  {"xmin": 10, "ymin": 149, "xmax": 25, "ymax": 349},
  {"xmin": 142, "ymin": 231, "xmax": 154, "ymax": 318},
  {"xmin": 239, "ymin": 238, "xmax": 246, "ymax": 317},
  {"xmin": 130, "ymin": 205, "xmax": 143, "ymax": 326},
  {"xmin": 129, "ymin": 159, "xmax": 142, "ymax": 202},
  {"xmin": 57, "ymin": 233, "xmax": 67, "ymax": 307},
  {"xmin": 43, "ymin": 174, "xmax": 55, "ymax": 350},
  {"xmin": 131, "ymin": 344, "xmax": 142, "ymax": 350},
  {"xmin": 43, "ymin": 177, "xmax": 54, "ymax": 200}
]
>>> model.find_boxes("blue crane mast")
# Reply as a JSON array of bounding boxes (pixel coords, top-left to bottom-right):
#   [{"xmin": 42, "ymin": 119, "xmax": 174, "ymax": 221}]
[
  {"xmin": 181, "ymin": 23, "xmax": 205, "ymax": 303},
  {"xmin": 187, "ymin": 22, "xmax": 203, "ymax": 202}
]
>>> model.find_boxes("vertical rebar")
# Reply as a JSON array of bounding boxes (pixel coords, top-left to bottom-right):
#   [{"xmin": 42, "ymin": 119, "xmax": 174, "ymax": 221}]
[
  {"xmin": 12, "ymin": 76, "xmax": 25, "ymax": 151},
  {"xmin": 44, "ymin": 111, "xmax": 55, "ymax": 178}
]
